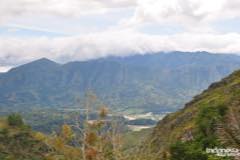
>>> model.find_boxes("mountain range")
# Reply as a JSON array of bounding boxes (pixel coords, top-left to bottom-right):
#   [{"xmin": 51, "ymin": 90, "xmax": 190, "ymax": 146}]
[{"xmin": 1, "ymin": 51, "xmax": 240, "ymax": 113}]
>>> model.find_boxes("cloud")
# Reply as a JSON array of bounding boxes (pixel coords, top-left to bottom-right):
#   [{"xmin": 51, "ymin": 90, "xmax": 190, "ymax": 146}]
[
  {"xmin": 0, "ymin": 30, "xmax": 240, "ymax": 67},
  {"xmin": 1, "ymin": 0, "xmax": 240, "ymax": 29},
  {"xmin": 125, "ymin": 0, "xmax": 240, "ymax": 30},
  {"xmin": 0, "ymin": 0, "xmax": 137, "ymax": 23},
  {"xmin": 2, "ymin": 0, "xmax": 240, "ymax": 33},
  {"xmin": 0, "ymin": 66, "xmax": 12, "ymax": 72}
]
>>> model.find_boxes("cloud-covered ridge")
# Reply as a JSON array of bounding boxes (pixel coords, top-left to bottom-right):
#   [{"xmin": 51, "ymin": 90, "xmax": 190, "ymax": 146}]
[{"xmin": 1, "ymin": 30, "xmax": 240, "ymax": 66}]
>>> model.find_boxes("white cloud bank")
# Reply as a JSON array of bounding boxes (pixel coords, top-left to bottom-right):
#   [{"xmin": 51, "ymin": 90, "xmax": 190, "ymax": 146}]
[{"xmin": 1, "ymin": 31, "xmax": 240, "ymax": 65}]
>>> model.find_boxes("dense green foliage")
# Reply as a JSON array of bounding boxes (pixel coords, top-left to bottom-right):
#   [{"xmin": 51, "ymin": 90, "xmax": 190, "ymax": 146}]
[
  {"xmin": 170, "ymin": 141, "xmax": 232, "ymax": 160},
  {"xmin": 1, "ymin": 52, "xmax": 240, "ymax": 113},
  {"xmin": 170, "ymin": 141, "xmax": 208, "ymax": 160},
  {"xmin": 169, "ymin": 104, "xmax": 231, "ymax": 160},
  {"xmin": 7, "ymin": 113, "xmax": 24, "ymax": 126},
  {"xmin": 196, "ymin": 105, "xmax": 227, "ymax": 148}
]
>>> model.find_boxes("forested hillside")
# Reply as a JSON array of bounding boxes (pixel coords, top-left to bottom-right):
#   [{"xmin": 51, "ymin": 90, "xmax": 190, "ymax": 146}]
[{"xmin": 1, "ymin": 52, "xmax": 240, "ymax": 113}]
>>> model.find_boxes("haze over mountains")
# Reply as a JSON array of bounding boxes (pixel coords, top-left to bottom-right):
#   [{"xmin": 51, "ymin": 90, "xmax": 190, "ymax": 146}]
[{"xmin": 1, "ymin": 52, "xmax": 240, "ymax": 113}]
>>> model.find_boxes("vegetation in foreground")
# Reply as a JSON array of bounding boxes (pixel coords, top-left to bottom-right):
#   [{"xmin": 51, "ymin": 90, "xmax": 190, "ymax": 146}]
[
  {"xmin": 136, "ymin": 70, "xmax": 240, "ymax": 160},
  {"xmin": 2, "ymin": 69, "xmax": 240, "ymax": 159},
  {"xmin": 0, "ymin": 92, "xmax": 137, "ymax": 160}
]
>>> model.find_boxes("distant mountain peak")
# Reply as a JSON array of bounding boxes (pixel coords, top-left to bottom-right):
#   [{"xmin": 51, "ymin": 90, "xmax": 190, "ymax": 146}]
[
  {"xmin": 8, "ymin": 58, "xmax": 59, "ymax": 73},
  {"xmin": 37, "ymin": 57, "xmax": 51, "ymax": 61},
  {"xmin": 21, "ymin": 58, "xmax": 59, "ymax": 68},
  {"xmin": 32, "ymin": 58, "xmax": 57, "ymax": 64}
]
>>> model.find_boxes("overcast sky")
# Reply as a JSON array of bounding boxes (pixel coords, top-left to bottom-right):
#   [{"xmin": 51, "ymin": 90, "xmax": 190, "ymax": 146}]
[{"xmin": 1, "ymin": 0, "xmax": 240, "ymax": 71}]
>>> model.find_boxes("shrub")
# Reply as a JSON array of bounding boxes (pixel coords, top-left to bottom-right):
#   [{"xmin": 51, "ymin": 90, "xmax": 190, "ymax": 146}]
[{"xmin": 7, "ymin": 113, "xmax": 24, "ymax": 126}]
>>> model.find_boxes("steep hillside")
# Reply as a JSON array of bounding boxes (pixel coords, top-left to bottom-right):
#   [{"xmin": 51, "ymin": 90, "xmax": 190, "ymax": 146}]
[
  {"xmin": 138, "ymin": 70, "xmax": 240, "ymax": 160},
  {"xmin": 1, "ymin": 52, "xmax": 240, "ymax": 113}
]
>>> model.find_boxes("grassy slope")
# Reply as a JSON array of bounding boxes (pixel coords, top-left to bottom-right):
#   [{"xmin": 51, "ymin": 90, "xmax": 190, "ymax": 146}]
[
  {"xmin": 137, "ymin": 70, "xmax": 240, "ymax": 159},
  {"xmin": 122, "ymin": 128, "xmax": 152, "ymax": 152}
]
